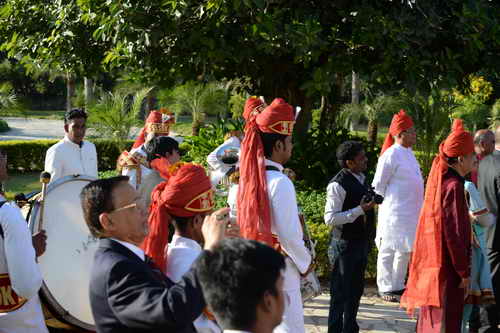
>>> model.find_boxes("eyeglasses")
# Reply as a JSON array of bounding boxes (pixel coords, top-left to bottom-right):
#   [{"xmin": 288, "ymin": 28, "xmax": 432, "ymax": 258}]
[{"xmin": 109, "ymin": 200, "xmax": 145, "ymax": 214}]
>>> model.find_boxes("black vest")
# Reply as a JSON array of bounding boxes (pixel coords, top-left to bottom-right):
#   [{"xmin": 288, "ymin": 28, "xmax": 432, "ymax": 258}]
[{"xmin": 330, "ymin": 169, "xmax": 375, "ymax": 241}]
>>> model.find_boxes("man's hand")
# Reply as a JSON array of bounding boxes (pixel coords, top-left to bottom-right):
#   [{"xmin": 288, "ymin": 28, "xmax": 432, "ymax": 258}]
[
  {"xmin": 202, "ymin": 208, "xmax": 230, "ymax": 251},
  {"xmin": 32, "ymin": 230, "xmax": 47, "ymax": 257},
  {"xmin": 225, "ymin": 221, "xmax": 241, "ymax": 238},
  {"xmin": 361, "ymin": 200, "xmax": 375, "ymax": 212}
]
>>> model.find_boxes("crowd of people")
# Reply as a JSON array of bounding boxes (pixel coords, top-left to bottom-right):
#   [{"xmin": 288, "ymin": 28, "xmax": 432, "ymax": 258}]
[{"xmin": 0, "ymin": 98, "xmax": 499, "ymax": 333}]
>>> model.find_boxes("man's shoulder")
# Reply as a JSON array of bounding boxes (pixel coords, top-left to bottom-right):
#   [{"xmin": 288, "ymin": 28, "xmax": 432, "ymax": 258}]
[
  {"xmin": 47, "ymin": 139, "xmax": 66, "ymax": 153},
  {"xmin": 92, "ymin": 243, "xmax": 145, "ymax": 281},
  {"xmin": 83, "ymin": 140, "xmax": 96, "ymax": 150}
]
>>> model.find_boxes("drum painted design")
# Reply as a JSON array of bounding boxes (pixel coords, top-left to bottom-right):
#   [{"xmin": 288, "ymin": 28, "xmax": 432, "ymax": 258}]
[{"xmin": 29, "ymin": 175, "xmax": 97, "ymax": 331}]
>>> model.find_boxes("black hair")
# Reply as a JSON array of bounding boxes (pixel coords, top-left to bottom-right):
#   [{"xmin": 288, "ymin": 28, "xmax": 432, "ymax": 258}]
[
  {"xmin": 80, "ymin": 176, "xmax": 129, "ymax": 238},
  {"xmin": 336, "ymin": 141, "xmax": 364, "ymax": 168},
  {"xmin": 260, "ymin": 132, "xmax": 288, "ymax": 158},
  {"xmin": 170, "ymin": 215, "xmax": 194, "ymax": 233},
  {"xmin": 145, "ymin": 136, "xmax": 180, "ymax": 162},
  {"xmin": 195, "ymin": 238, "xmax": 285, "ymax": 330},
  {"xmin": 64, "ymin": 108, "xmax": 88, "ymax": 125}
]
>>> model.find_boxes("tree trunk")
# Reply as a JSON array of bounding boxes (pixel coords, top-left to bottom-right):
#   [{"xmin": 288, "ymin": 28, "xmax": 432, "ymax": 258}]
[
  {"xmin": 367, "ymin": 120, "xmax": 378, "ymax": 145},
  {"xmin": 351, "ymin": 71, "xmax": 360, "ymax": 131},
  {"xmin": 66, "ymin": 73, "xmax": 75, "ymax": 112},
  {"xmin": 84, "ymin": 77, "xmax": 94, "ymax": 108}
]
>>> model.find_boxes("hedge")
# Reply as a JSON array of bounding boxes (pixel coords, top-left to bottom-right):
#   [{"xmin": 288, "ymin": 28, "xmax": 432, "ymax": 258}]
[
  {"xmin": 0, "ymin": 119, "xmax": 9, "ymax": 133},
  {"xmin": 0, "ymin": 139, "xmax": 134, "ymax": 172}
]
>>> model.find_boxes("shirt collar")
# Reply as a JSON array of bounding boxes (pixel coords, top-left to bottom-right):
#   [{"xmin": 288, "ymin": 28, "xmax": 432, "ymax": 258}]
[
  {"xmin": 63, "ymin": 135, "xmax": 84, "ymax": 148},
  {"xmin": 110, "ymin": 238, "xmax": 145, "ymax": 261},
  {"xmin": 264, "ymin": 159, "xmax": 284, "ymax": 172},
  {"xmin": 171, "ymin": 234, "xmax": 202, "ymax": 252},
  {"xmin": 347, "ymin": 169, "xmax": 365, "ymax": 183}
]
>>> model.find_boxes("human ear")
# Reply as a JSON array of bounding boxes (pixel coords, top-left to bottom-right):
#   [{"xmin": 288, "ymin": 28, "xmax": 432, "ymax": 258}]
[
  {"xmin": 99, "ymin": 213, "xmax": 115, "ymax": 232},
  {"xmin": 64, "ymin": 124, "xmax": 69, "ymax": 133}
]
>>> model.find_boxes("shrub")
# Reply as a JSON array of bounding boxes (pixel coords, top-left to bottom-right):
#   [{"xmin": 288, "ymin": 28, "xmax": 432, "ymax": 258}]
[
  {"xmin": 0, "ymin": 119, "xmax": 9, "ymax": 132},
  {"xmin": 182, "ymin": 118, "xmax": 244, "ymax": 166},
  {"xmin": 289, "ymin": 127, "xmax": 380, "ymax": 190},
  {"xmin": 0, "ymin": 139, "xmax": 134, "ymax": 172}
]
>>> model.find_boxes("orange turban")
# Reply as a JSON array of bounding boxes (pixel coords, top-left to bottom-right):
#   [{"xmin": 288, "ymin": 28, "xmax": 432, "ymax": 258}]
[
  {"xmin": 243, "ymin": 97, "xmax": 266, "ymax": 122},
  {"xmin": 141, "ymin": 163, "xmax": 214, "ymax": 271},
  {"xmin": 401, "ymin": 119, "xmax": 474, "ymax": 313},
  {"xmin": 380, "ymin": 110, "xmax": 414, "ymax": 155},
  {"xmin": 133, "ymin": 108, "xmax": 175, "ymax": 148},
  {"xmin": 238, "ymin": 98, "xmax": 295, "ymax": 245}
]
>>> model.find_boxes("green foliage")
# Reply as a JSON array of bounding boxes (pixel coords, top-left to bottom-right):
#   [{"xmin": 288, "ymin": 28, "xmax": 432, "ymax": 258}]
[
  {"xmin": 288, "ymin": 127, "xmax": 380, "ymax": 190},
  {"xmin": 0, "ymin": 118, "xmax": 9, "ymax": 132},
  {"xmin": 491, "ymin": 99, "xmax": 500, "ymax": 128},
  {"xmin": 87, "ymin": 87, "xmax": 152, "ymax": 150},
  {"xmin": 0, "ymin": 81, "xmax": 27, "ymax": 117},
  {"xmin": 228, "ymin": 93, "xmax": 246, "ymax": 119},
  {"xmin": 98, "ymin": 169, "xmax": 119, "ymax": 178},
  {"xmin": 182, "ymin": 118, "xmax": 244, "ymax": 166},
  {"xmin": 0, "ymin": 139, "xmax": 133, "ymax": 172}
]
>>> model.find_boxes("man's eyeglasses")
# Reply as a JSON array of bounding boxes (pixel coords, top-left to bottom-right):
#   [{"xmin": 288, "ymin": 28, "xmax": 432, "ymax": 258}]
[{"xmin": 109, "ymin": 200, "xmax": 145, "ymax": 214}]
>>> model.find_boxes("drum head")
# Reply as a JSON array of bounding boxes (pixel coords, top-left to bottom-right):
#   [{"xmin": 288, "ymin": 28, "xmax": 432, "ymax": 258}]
[{"xmin": 30, "ymin": 175, "xmax": 97, "ymax": 331}]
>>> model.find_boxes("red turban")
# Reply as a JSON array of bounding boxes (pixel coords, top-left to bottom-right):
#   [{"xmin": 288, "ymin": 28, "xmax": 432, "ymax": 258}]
[
  {"xmin": 133, "ymin": 108, "xmax": 175, "ymax": 148},
  {"xmin": 141, "ymin": 163, "xmax": 214, "ymax": 271},
  {"xmin": 401, "ymin": 119, "xmax": 474, "ymax": 313},
  {"xmin": 243, "ymin": 97, "xmax": 266, "ymax": 123},
  {"xmin": 238, "ymin": 98, "xmax": 295, "ymax": 245},
  {"xmin": 380, "ymin": 110, "xmax": 414, "ymax": 155}
]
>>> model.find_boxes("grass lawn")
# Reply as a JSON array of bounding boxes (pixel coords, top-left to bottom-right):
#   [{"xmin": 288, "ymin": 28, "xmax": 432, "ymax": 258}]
[
  {"xmin": 2, "ymin": 172, "xmax": 40, "ymax": 200},
  {"xmin": 1, "ymin": 110, "xmax": 65, "ymax": 120}
]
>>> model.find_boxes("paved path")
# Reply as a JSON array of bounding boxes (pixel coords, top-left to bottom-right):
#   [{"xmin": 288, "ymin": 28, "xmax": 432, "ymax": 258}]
[
  {"xmin": 304, "ymin": 288, "xmax": 416, "ymax": 332},
  {"xmin": 0, "ymin": 117, "xmax": 66, "ymax": 140},
  {"xmin": 0, "ymin": 117, "xmax": 183, "ymax": 141}
]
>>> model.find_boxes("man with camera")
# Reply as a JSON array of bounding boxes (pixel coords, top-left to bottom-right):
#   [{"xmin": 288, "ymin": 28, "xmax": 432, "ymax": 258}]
[
  {"xmin": 372, "ymin": 110, "xmax": 424, "ymax": 302},
  {"xmin": 324, "ymin": 140, "xmax": 377, "ymax": 333}
]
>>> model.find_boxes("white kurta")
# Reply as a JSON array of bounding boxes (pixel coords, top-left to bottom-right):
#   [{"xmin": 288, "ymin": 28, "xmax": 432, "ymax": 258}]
[
  {"xmin": 166, "ymin": 235, "xmax": 221, "ymax": 333},
  {"xmin": 121, "ymin": 145, "xmax": 153, "ymax": 189},
  {"xmin": 372, "ymin": 143, "xmax": 424, "ymax": 252},
  {"xmin": 265, "ymin": 160, "xmax": 311, "ymax": 333},
  {"xmin": 0, "ymin": 196, "xmax": 48, "ymax": 333},
  {"xmin": 206, "ymin": 137, "xmax": 241, "ymax": 174},
  {"xmin": 44, "ymin": 136, "xmax": 98, "ymax": 183}
]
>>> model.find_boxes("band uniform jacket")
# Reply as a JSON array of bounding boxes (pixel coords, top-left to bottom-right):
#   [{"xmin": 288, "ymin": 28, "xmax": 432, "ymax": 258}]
[{"xmin": 89, "ymin": 238, "xmax": 206, "ymax": 333}]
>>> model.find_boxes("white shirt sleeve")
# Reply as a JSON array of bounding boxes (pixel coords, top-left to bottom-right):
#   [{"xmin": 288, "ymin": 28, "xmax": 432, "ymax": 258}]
[
  {"xmin": 324, "ymin": 181, "xmax": 365, "ymax": 226},
  {"xmin": 45, "ymin": 146, "xmax": 63, "ymax": 182},
  {"xmin": 89, "ymin": 143, "xmax": 98, "ymax": 177},
  {"xmin": 372, "ymin": 153, "xmax": 396, "ymax": 196},
  {"xmin": 122, "ymin": 167, "xmax": 137, "ymax": 189},
  {"xmin": 270, "ymin": 177, "xmax": 311, "ymax": 274},
  {"xmin": 1, "ymin": 204, "xmax": 43, "ymax": 299},
  {"xmin": 206, "ymin": 146, "xmax": 221, "ymax": 170}
]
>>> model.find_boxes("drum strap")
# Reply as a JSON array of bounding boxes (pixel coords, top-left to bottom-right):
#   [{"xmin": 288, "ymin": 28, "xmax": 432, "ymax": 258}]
[{"xmin": 0, "ymin": 201, "xmax": 6, "ymax": 238}]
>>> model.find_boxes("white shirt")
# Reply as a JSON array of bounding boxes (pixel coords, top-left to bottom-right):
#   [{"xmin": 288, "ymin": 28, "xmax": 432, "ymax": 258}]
[
  {"xmin": 324, "ymin": 171, "xmax": 366, "ymax": 239},
  {"xmin": 224, "ymin": 331, "xmax": 252, "ymax": 333},
  {"xmin": 265, "ymin": 159, "xmax": 311, "ymax": 291},
  {"xmin": 372, "ymin": 143, "xmax": 424, "ymax": 252},
  {"xmin": 44, "ymin": 136, "xmax": 98, "ymax": 183},
  {"xmin": 166, "ymin": 235, "xmax": 221, "ymax": 333},
  {"xmin": 110, "ymin": 238, "xmax": 145, "ymax": 261},
  {"xmin": 121, "ymin": 145, "xmax": 153, "ymax": 189},
  {"xmin": 0, "ymin": 195, "xmax": 48, "ymax": 333}
]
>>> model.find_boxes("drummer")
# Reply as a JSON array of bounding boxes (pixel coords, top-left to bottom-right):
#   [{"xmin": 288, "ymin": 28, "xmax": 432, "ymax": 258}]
[
  {"xmin": 0, "ymin": 149, "xmax": 48, "ymax": 333},
  {"xmin": 45, "ymin": 108, "xmax": 98, "ymax": 183},
  {"xmin": 117, "ymin": 108, "xmax": 175, "ymax": 189}
]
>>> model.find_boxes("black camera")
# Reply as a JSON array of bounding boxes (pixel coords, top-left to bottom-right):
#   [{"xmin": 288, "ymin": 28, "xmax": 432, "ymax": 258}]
[{"xmin": 362, "ymin": 186, "xmax": 384, "ymax": 204}]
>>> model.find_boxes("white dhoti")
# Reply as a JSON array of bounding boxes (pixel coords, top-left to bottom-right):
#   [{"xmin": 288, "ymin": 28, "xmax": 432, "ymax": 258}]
[
  {"xmin": 273, "ymin": 258, "xmax": 305, "ymax": 333},
  {"xmin": 376, "ymin": 245, "xmax": 411, "ymax": 293}
]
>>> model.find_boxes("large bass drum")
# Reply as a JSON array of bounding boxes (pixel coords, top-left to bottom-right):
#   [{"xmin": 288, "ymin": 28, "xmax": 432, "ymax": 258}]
[{"xmin": 28, "ymin": 175, "xmax": 97, "ymax": 332}]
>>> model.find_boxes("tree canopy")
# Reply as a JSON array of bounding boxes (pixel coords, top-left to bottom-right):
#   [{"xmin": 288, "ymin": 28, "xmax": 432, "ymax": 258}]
[{"xmin": 0, "ymin": 0, "xmax": 498, "ymax": 135}]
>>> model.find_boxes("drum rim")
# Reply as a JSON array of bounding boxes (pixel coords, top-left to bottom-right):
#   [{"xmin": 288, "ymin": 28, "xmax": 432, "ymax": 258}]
[{"xmin": 29, "ymin": 174, "xmax": 97, "ymax": 331}]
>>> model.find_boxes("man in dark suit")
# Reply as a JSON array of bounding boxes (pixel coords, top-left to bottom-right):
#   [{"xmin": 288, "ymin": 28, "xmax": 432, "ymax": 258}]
[
  {"xmin": 478, "ymin": 126, "xmax": 500, "ymax": 333},
  {"xmin": 80, "ymin": 176, "xmax": 229, "ymax": 333}
]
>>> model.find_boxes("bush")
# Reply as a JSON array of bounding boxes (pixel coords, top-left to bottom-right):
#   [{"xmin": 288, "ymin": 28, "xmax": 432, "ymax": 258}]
[
  {"xmin": 289, "ymin": 127, "xmax": 380, "ymax": 190},
  {"xmin": 182, "ymin": 118, "xmax": 245, "ymax": 166},
  {"xmin": 0, "ymin": 139, "xmax": 134, "ymax": 172},
  {"xmin": 0, "ymin": 119, "xmax": 9, "ymax": 132}
]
